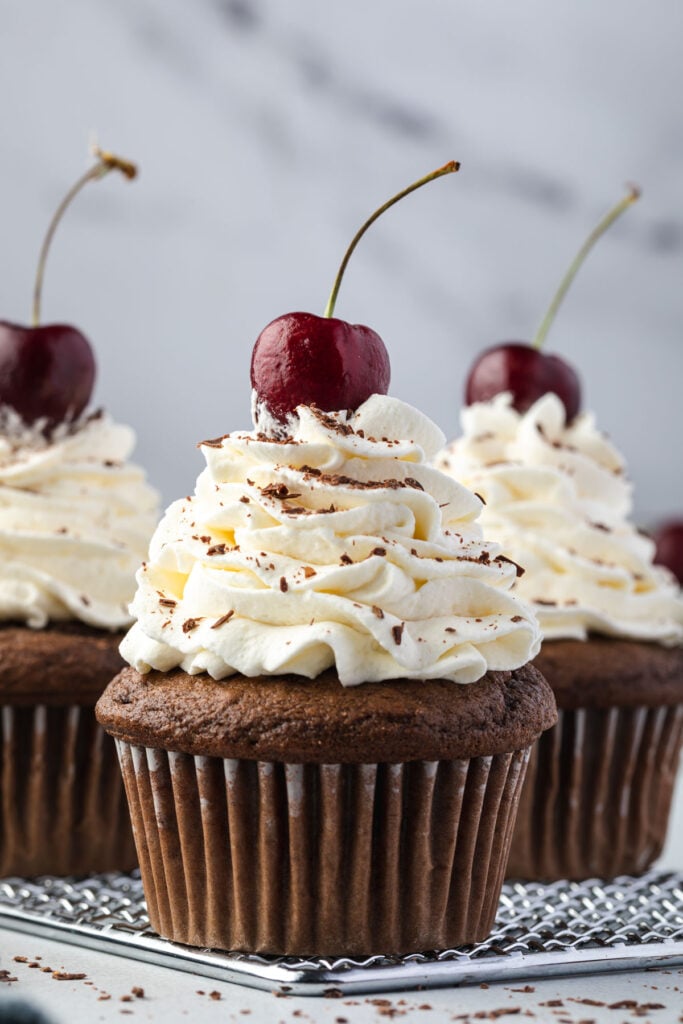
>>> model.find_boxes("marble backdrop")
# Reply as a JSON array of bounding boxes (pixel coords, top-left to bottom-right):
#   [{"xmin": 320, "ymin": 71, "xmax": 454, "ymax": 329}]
[{"xmin": 0, "ymin": 0, "xmax": 681, "ymax": 522}]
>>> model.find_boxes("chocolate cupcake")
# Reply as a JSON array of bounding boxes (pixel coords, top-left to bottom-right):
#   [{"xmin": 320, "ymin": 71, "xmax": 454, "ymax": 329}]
[
  {"xmin": 0, "ymin": 147, "xmax": 160, "ymax": 876},
  {"xmin": 0, "ymin": 413, "xmax": 159, "ymax": 875},
  {"xmin": 98, "ymin": 394, "xmax": 554, "ymax": 955},
  {"xmin": 437, "ymin": 392, "xmax": 683, "ymax": 880}
]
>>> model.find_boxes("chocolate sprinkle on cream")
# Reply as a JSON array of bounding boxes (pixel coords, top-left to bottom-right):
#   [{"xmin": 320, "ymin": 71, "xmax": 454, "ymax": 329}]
[
  {"xmin": 279, "ymin": 577, "xmax": 288, "ymax": 592},
  {"xmin": 495, "ymin": 554, "xmax": 525, "ymax": 578},
  {"xmin": 211, "ymin": 611, "xmax": 234, "ymax": 629},
  {"xmin": 260, "ymin": 482, "xmax": 302, "ymax": 500},
  {"xmin": 199, "ymin": 435, "xmax": 228, "ymax": 448}
]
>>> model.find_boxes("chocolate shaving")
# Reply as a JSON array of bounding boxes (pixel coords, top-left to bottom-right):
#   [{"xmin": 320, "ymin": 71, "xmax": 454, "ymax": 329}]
[
  {"xmin": 299, "ymin": 466, "xmax": 421, "ymax": 492},
  {"xmin": 371, "ymin": 547, "xmax": 387, "ymax": 557},
  {"xmin": 445, "ymin": 627, "xmax": 457, "ymax": 633},
  {"xmin": 495, "ymin": 554, "xmax": 525, "ymax": 578},
  {"xmin": 239, "ymin": 496, "xmax": 250, "ymax": 504},
  {"xmin": 254, "ymin": 432, "xmax": 296, "ymax": 444},
  {"xmin": 279, "ymin": 577, "xmax": 289, "ymax": 592},
  {"xmin": 199, "ymin": 435, "xmax": 228, "ymax": 448},
  {"xmin": 182, "ymin": 618, "xmax": 202, "ymax": 633},
  {"xmin": 372, "ymin": 606, "xmax": 384, "ymax": 619},
  {"xmin": 340, "ymin": 554, "xmax": 353, "ymax": 565},
  {"xmin": 309, "ymin": 406, "xmax": 355, "ymax": 435},
  {"xmin": 211, "ymin": 611, "xmax": 234, "ymax": 629},
  {"xmin": 392, "ymin": 623, "xmax": 405, "ymax": 645},
  {"xmin": 510, "ymin": 615, "xmax": 524, "ymax": 623},
  {"xmin": 303, "ymin": 566, "xmax": 316, "ymax": 578},
  {"xmin": 159, "ymin": 598, "xmax": 177, "ymax": 608},
  {"xmin": 207, "ymin": 544, "xmax": 227, "ymax": 556},
  {"xmin": 260, "ymin": 482, "xmax": 302, "ymax": 500}
]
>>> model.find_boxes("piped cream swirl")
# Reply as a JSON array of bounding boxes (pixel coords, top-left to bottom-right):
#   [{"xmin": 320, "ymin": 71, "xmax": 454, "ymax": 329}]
[
  {"xmin": 0, "ymin": 412, "xmax": 159, "ymax": 630},
  {"xmin": 435, "ymin": 393, "xmax": 683, "ymax": 644},
  {"xmin": 121, "ymin": 395, "xmax": 541, "ymax": 686}
]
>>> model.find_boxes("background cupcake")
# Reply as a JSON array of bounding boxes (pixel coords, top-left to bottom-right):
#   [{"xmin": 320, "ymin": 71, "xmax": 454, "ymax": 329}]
[
  {"xmin": 0, "ymin": 148, "xmax": 159, "ymax": 876},
  {"xmin": 436, "ymin": 192, "xmax": 683, "ymax": 881}
]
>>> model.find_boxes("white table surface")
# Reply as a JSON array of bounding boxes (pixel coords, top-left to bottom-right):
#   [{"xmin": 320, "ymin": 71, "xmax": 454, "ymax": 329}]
[{"xmin": 2, "ymin": 775, "xmax": 683, "ymax": 1024}]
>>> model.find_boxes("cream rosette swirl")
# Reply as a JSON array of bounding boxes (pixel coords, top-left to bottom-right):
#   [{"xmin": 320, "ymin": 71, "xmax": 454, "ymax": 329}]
[
  {"xmin": 0, "ymin": 412, "xmax": 159, "ymax": 630},
  {"xmin": 121, "ymin": 395, "xmax": 541, "ymax": 687},
  {"xmin": 436, "ymin": 393, "xmax": 683, "ymax": 644}
]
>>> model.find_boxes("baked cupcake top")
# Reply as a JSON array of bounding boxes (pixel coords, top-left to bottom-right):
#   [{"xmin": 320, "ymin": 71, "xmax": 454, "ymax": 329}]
[
  {"xmin": 121, "ymin": 395, "xmax": 542, "ymax": 687},
  {"xmin": 0, "ymin": 410, "xmax": 159, "ymax": 630},
  {"xmin": 435, "ymin": 392, "xmax": 683, "ymax": 645}
]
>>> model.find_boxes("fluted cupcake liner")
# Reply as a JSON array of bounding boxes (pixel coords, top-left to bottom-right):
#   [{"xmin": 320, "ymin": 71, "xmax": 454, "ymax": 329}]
[
  {"xmin": 115, "ymin": 742, "xmax": 531, "ymax": 956},
  {"xmin": 507, "ymin": 704, "xmax": 683, "ymax": 881},
  {"xmin": 0, "ymin": 705, "xmax": 137, "ymax": 877}
]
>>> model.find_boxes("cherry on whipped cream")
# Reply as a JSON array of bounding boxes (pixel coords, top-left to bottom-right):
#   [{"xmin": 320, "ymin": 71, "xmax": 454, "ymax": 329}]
[
  {"xmin": 0, "ymin": 146, "xmax": 137, "ymax": 430},
  {"xmin": 251, "ymin": 161, "xmax": 460, "ymax": 427},
  {"xmin": 465, "ymin": 186, "xmax": 640, "ymax": 423}
]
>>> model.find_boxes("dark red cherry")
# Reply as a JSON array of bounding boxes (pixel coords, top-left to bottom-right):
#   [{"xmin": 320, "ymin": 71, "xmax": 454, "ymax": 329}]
[
  {"xmin": 653, "ymin": 520, "xmax": 683, "ymax": 585},
  {"xmin": 464, "ymin": 187, "xmax": 640, "ymax": 424},
  {"xmin": 0, "ymin": 145, "xmax": 136, "ymax": 431},
  {"xmin": 251, "ymin": 312, "xmax": 389, "ymax": 423},
  {"xmin": 465, "ymin": 341, "xmax": 581, "ymax": 422},
  {"xmin": 0, "ymin": 320, "xmax": 96, "ymax": 427},
  {"xmin": 251, "ymin": 162, "xmax": 459, "ymax": 427}
]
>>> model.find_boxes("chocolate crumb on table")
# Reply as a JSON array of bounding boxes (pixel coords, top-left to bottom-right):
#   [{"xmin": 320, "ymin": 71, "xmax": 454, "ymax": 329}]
[{"xmin": 52, "ymin": 970, "xmax": 87, "ymax": 980}]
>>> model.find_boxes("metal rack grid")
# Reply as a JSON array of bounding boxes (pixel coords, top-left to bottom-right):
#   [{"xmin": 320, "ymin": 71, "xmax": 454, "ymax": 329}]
[{"xmin": 0, "ymin": 870, "xmax": 682, "ymax": 995}]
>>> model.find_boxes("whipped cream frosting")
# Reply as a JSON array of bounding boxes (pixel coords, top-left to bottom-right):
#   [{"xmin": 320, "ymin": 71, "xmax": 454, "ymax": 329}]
[
  {"xmin": 121, "ymin": 395, "xmax": 541, "ymax": 687},
  {"xmin": 0, "ymin": 412, "xmax": 159, "ymax": 630},
  {"xmin": 435, "ymin": 393, "xmax": 683, "ymax": 644}
]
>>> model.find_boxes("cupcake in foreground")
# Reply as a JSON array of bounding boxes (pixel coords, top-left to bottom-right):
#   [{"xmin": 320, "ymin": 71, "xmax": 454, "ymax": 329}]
[
  {"xmin": 436, "ymin": 188, "xmax": 683, "ymax": 881},
  {"xmin": 0, "ymin": 147, "xmax": 159, "ymax": 876},
  {"xmin": 97, "ymin": 165, "xmax": 554, "ymax": 957}
]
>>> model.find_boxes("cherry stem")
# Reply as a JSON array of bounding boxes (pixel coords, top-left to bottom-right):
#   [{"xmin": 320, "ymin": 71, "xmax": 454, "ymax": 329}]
[
  {"xmin": 31, "ymin": 145, "xmax": 138, "ymax": 327},
  {"xmin": 532, "ymin": 185, "xmax": 640, "ymax": 351},
  {"xmin": 323, "ymin": 160, "xmax": 460, "ymax": 319}
]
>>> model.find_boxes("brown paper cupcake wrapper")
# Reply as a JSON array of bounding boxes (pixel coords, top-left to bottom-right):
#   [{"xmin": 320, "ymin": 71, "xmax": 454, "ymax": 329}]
[
  {"xmin": 0, "ymin": 704, "xmax": 137, "ymax": 877},
  {"xmin": 115, "ymin": 742, "xmax": 531, "ymax": 956},
  {"xmin": 508, "ymin": 704, "xmax": 683, "ymax": 881}
]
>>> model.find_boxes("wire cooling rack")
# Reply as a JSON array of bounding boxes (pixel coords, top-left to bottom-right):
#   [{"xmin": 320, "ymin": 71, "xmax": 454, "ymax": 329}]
[{"xmin": 0, "ymin": 870, "xmax": 682, "ymax": 995}]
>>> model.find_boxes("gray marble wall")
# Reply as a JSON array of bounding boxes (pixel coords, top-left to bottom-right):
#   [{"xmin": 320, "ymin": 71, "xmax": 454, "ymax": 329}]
[{"xmin": 1, "ymin": 0, "xmax": 681, "ymax": 522}]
